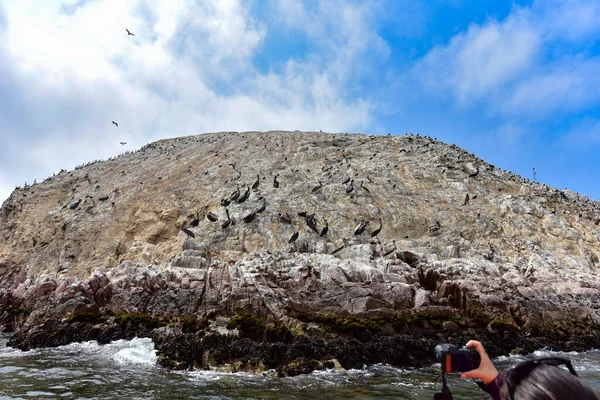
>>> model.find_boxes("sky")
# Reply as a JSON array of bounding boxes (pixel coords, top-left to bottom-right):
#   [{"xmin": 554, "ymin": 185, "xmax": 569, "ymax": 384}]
[{"xmin": 1, "ymin": 0, "xmax": 599, "ymax": 203}]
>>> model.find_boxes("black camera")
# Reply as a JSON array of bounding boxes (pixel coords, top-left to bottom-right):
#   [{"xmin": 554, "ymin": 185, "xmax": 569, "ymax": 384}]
[
  {"xmin": 435, "ymin": 343, "xmax": 481, "ymax": 373},
  {"xmin": 433, "ymin": 344, "xmax": 485, "ymax": 399}
]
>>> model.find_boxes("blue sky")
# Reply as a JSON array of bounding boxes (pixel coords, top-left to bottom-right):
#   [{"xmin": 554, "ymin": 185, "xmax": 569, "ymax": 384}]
[{"xmin": 0, "ymin": 0, "xmax": 599, "ymax": 203}]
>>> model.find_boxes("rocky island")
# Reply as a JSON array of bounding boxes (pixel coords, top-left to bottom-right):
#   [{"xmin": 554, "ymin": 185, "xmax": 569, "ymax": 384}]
[{"xmin": 1, "ymin": 130, "xmax": 599, "ymax": 376}]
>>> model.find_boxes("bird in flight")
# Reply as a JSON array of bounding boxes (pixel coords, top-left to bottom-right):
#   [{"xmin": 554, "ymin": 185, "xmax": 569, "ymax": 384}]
[
  {"xmin": 120, "ymin": 142, "xmax": 126, "ymax": 145},
  {"xmin": 112, "ymin": 121, "xmax": 118, "ymax": 127},
  {"xmin": 126, "ymin": 28, "xmax": 135, "ymax": 36}
]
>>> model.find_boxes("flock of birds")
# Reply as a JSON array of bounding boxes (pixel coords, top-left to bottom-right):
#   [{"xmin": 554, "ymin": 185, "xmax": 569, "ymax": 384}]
[
  {"xmin": 179, "ymin": 171, "xmax": 394, "ymax": 257},
  {"xmin": 171, "ymin": 132, "xmax": 463, "ymax": 259}
]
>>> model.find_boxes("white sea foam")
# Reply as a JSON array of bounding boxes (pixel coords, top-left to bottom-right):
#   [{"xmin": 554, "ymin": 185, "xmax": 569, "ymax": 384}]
[
  {"xmin": 185, "ymin": 370, "xmax": 225, "ymax": 382},
  {"xmin": 107, "ymin": 338, "xmax": 157, "ymax": 365},
  {"xmin": 25, "ymin": 391, "xmax": 57, "ymax": 397},
  {"xmin": 61, "ymin": 340, "xmax": 101, "ymax": 352},
  {"xmin": 54, "ymin": 337, "xmax": 157, "ymax": 365}
]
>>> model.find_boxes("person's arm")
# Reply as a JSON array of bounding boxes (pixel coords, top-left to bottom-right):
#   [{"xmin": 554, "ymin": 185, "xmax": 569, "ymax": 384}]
[
  {"xmin": 484, "ymin": 372, "xmax": 505, "ymax": 400},
  {"xmin": 461, "ymin": 340, "xmax": 502, "ymax": 400}
]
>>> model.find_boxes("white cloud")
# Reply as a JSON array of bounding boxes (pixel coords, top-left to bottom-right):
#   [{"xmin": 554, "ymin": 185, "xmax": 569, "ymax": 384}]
[
  {"xmin": 416, "ymin": 8, "xmax": 539, "ymax": 103},
  {"xmin": 502, "ymin": 58, "xmax": 600, "ymax": 117},
  {"xmin": 540, "ymin": 0, "xmax": 600, "ymax": 41},
  {"xmin": 269, "ymin": 0, "xmax": 391, "ymax": 87},
  {"xmin": 0, "ymin": 0, "xmax": 381, "ymax": 203},
  {"xmin": 414, "ymin": 0, "xmax": 600, "ymax": 118}
]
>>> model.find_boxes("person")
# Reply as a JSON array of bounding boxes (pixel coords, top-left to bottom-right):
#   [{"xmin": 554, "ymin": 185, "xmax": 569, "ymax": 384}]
[{"xmin": 461, "ymin": 340, "xmax": 598, "ymax": 400}]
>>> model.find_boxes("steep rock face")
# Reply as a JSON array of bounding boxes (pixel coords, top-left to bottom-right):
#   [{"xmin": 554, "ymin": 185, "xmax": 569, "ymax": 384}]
[{"xmin": 1, "ymin": 131, "xmax": 600, "ymax": 371}]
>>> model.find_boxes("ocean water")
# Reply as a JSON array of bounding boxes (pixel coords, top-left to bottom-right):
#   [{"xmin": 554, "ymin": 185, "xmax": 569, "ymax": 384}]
[{"xmin": 2, "ymin": 333, "xmax": 600, "ymax": 399}]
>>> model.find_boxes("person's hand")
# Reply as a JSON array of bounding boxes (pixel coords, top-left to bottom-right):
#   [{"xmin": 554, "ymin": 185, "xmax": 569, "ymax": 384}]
[{"xmin": 460, "ymin": 340, "xmax": 499, "ymax": 384}]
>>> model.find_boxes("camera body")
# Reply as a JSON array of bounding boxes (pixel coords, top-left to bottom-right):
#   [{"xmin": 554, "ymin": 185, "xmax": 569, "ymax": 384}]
[{"xmin": 434, "ymin": 343, "xmax": 481, "ymax": 373}]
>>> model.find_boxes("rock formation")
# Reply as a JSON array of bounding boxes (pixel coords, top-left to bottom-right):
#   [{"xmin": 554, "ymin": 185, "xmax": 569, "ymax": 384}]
[{"xmin": 1, "ymin": 131, "xmax": 600, "ymax": 375}]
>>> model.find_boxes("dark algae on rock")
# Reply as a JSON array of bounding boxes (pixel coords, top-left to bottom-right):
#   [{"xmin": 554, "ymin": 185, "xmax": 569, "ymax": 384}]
[{"xmin": 2, "ymin": 131, "xmax": 600, "ymax": 375}]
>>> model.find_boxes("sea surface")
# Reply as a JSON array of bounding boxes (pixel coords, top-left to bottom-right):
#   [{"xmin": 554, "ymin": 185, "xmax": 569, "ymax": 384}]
[{"xmin": 2, "ymin": 333, "xmax": 600, "ymax": 399}]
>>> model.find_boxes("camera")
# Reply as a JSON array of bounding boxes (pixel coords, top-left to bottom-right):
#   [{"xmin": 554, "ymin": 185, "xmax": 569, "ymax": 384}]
[
  {"xmin": 435, "ymin": 343, "xmax": 481, "ymax": 373},
  {"xmin": 433, "ymin": 344, "xmax": 484, "ymax": 399}
]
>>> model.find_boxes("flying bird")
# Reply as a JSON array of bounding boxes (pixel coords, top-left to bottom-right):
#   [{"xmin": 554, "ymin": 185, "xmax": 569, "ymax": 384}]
[
  {"xmin": 112, "ymin": 121, "xmax": 118, "ymax": 127},
  {"xmin": 126, "ymin": 28, "xmax": 135, "ymax": 36},
  {"xmin": 120, "ymin": 142, "xmax": 127, "ymax": 145}
]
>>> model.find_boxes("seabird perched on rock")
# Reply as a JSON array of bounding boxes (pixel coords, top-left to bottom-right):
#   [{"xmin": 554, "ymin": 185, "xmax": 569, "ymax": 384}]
[
  {"xmin": 190, "ymin": 211, "xmax": 200, "ymax": 227},
  {"xmin": 288, "ymin": 231, "xmax": 299, "ymax": 243},
  {"xmin": 230, "ymin": 186, "xmax": 240, "ymax": 201},
  {"xmin": 237, "ymin": 185, "xmax": 250, "ymax": 203},
  {"xmin": 342, "ymin": 177, "xmax": 351, "ymax": 185},
  {"xmin": 360, "ymin": 181, "xmax": 370, "ymax": 194},
  {"xmin": 320, "ymin": 219, "xmax": 329, "ymax": 237},
  {"xmin": 371, "ymin": 219, "xmax": 382, "ymax": 238},
  {"xmin": 243, "ymin": 210, "xmax": 256, "ymax": 223},
  {"xmin": 428, "ymin": 220, "xmax": 442, "ymax": 235},
  {"xmin": 346, "ymin": 180, "xmax": 354, "ymax": 194},
  {"xmin": 354, "ymin": 220, "xmax": 369, "ymax": 236},
  {"xmin": 485, "ymin": 244, "xmax": 495, "ymax": 261},
  {"xmin": 221, "ymin": 209, "xmax": 231, "ymax": 229},
  {"xmin": 382, "ymin": 240, "xmax": 397, "ymax": 257},
  {"xmin": 221, "ymin": 198, "xmax": 230, "ymax": 207},
  {"xmin": 126, "ymin": 28, "xmax": 135, "ymax": 36},
  {"xmin": 181, "ymin": 221, "xmax": 195, "ymax": 238},
  {"xmin": 112, "ymin": 121, "xmax": 118, "ymax": 127},
  {"xmin": 206, "ymin": 212, "xmax": 218, "ymax": 222},
  {"xmin": 463, "ymin": 193, "xmax": 470, "ymax": 206},
  {"xmin": 252, "ymin": 174, "xmax": 260, "ymax": 190},
  {"xmin": 305, "ymin": 214, "xmax": 318, "ymax": 233},
  {"xmin": 331, "ymin": 238, "xmax": 349, "ymax": 255},
  {"xmin": 279, "ymin": 212, "xmax": 292, "ymax": 224},
  {"xmin": 256, "ymin": 199, "xmax": 266, "ymax": 213},
  {"xmin": 312, "ymin": 181, "xmax": 323, "ymax": 193},
  {"xmin": 273, "ymin": 174, "xmax": 280, "ymax": 188},
  {"xmin": 469, "ymin": 168, "xmax": 479, "ymax": 178}
]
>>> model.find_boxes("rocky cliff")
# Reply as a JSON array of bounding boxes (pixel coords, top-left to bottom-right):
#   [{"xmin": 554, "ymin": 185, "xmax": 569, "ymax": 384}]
[{"xmin": 1, "ymin": 131, "xmax": 600, "ymax": 375}]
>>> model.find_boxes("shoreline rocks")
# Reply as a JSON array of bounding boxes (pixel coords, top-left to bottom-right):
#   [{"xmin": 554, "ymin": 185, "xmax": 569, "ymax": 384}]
[{"xmin": 2, "ymin": 131, "xmax": 600, "ymax": 374}]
